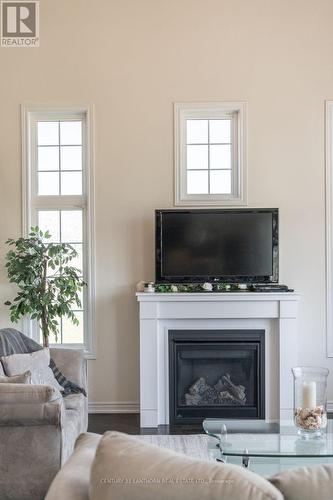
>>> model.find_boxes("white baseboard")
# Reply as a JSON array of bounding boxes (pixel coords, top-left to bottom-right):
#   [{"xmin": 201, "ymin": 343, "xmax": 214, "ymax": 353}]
[{"xmin": 88, "ymin": 401, "xmax": 140, "ymax": 414}]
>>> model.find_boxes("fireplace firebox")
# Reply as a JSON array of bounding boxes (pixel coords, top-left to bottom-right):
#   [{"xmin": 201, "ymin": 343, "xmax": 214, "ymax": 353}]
[{"xmin": 169, "ymin": 330, "xmax": 265, "ymax": 425}]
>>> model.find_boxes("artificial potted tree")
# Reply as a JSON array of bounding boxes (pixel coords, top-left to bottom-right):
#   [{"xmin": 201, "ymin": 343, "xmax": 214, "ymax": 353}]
[{"xmin": 4, "ymin": 226, "xmax": 86, "ymax": 347}]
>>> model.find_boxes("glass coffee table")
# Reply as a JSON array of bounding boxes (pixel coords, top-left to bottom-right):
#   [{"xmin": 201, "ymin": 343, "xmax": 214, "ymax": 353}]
[{"xmin": 203, "ymin": 418, "xmax": 333, "ymax": 476}]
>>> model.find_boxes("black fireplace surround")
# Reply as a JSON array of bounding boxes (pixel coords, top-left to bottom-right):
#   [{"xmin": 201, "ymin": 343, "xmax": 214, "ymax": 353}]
[{"xmin": 169, "ymin": 330, "xmax": 265, "ymax": 425}]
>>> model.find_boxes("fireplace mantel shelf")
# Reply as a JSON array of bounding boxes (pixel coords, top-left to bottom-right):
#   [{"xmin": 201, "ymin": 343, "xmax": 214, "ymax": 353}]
[
  {"xmin": 136, "ymin": 292, "xmax": 300, "ymax": 301},
  {"xmin": 137, "ymin": 291, "xmax": 300, "ymax": 428}
]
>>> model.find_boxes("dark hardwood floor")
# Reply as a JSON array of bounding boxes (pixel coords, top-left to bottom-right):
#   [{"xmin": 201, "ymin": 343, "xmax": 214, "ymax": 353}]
[
  {"xmin": 88, "ymin": 412, "xmax": 333, "ymax": 436},
  {"xmin": 88, "ymin": 413, "xmax": 203, "ymax": 435}
]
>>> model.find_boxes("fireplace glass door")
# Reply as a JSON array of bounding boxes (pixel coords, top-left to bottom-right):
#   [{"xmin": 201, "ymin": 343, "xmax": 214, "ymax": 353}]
[{"xmin": 169, "ymin": 330, "xmax": 265, "ymax": 424}]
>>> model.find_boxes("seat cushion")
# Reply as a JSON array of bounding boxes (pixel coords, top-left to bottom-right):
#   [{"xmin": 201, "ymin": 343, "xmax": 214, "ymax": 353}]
[
  {"xmin": 90, "ymin": 431, "xmax": 283, "ymax": 500},
  {"xmin": 46, "ymin": 432, "xmax": 101, "ymax": 500},
  {"xmin": 269, "ymin": 464, "xmax": 333, "ymax": 500}
]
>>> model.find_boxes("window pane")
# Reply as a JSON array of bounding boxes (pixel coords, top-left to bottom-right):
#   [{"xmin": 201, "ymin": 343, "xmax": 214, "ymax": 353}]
[
  {"xmin": 60, "ymin": 121, "xmax": 82, "ymax": 145},
  {"xmin": 38, "ymin": 210, "xmax": 60, "ymax": 242},
  {"xmin": 37, "ymin": 122, "xmax": 59, "ymax": 146},
  {"xmin": 61, "ymin": 171, "xmax": 82, "ymax": 195},
  {"xmin": 69, "ymin": 243, "xmax": 83, "ymax": 274},
  {"xmin": 186, "ymin": 120, "xmax": 208, "ymax": 144},
  {"xmin": 210, "ymin": 145, "xmax": 231, "ymax": 170},
  {"xmin": 38, "ymin": 146, "xmax": 59, "ymax": 171},
  {"xmin": 38, "ymin": 172, "xmax": 59, "ymax": 195},
  {"xmin": 209, "ymin": 119, "xmax": 231, "ymax": 143},
  {"xmin": 62, "ymin": 312, "xmax": 84, "ymax": 343},
  {"xmin": 210, "ymin": 170, "xmax": 231, "ymax": 194},
  {"xmin": 61, "ymin": 210, "xmax": 82, "ymax": 243},
  {"xmin": 187, "ymin": 170, "xmax": 208, "ymax": 194},
  {"xmin": 60, "ymin": 146, "xmax": 82, "ymax": 170},
  {"xmin": 187, "ymin": 145, "xmax": 208, "ymax": 170}
]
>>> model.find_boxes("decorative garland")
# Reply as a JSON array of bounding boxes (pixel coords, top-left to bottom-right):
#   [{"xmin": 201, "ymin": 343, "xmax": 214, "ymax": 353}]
[{"xmin": 148, "ymin": 282, "xmax": 252, "ymax": 293}]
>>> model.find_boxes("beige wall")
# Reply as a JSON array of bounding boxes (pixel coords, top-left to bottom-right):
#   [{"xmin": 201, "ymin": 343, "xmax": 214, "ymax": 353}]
[{"xmin": 1, "ymin": 0, "xmax": 333, "ymax": 407}]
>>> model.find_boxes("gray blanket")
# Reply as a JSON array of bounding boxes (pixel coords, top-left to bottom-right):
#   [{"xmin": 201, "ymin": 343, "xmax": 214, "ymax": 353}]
[{"xmin": 0, "ymin": 328, "xmax": 86, "ymax": 396}]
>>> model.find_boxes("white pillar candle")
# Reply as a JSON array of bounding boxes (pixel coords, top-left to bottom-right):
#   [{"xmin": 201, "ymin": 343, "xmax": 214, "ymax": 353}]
[{"xmin": 302, "ymin": 381, "xmax": 316, "ymax": 408}]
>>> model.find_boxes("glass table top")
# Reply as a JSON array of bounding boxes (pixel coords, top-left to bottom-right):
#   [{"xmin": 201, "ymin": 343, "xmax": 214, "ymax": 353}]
[{"xmin": 203, "ymin": 419, "xmax": 333, "ymax": 458}]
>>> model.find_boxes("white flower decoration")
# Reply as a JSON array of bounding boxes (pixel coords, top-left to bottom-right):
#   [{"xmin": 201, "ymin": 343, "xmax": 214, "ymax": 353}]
[
  {"xmin": 171, "ymin": 285, "xmax": 178, "ymax": 292},
  {"xmin": 202, "ymin": 282, "xmax": 213, "ymax": 292}
]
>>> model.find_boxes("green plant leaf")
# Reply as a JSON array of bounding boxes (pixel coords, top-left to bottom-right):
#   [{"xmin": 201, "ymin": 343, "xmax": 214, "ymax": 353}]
[{"xmin": 4, "ymin": 226, "xmax": 87, "ymax": 343}]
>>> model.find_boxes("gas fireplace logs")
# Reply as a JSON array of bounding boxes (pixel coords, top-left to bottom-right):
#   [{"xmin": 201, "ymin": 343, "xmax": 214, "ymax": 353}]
[{"xmin": 185, "ymin": 373, "xmax": 246, "ymax": 406}]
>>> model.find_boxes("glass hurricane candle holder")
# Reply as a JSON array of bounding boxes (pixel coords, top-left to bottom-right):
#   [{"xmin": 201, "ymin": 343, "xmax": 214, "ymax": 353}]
[{"xmin": 292, "ymin": 367, "xmax": 329, "ymax": 438}]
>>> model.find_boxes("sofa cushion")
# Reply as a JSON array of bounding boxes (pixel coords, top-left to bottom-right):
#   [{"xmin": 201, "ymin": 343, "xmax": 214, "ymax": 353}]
[
  {"xmin": 0, "ymin": 370, "xmax": 31, "ymax": 383},
  {"xmin": 46, "ymin": 433, "xmax": 101, "ymax": 500},
  {"xmin": 269, "ymin": 464, "xmax": 333, "ymax": 500},
  {"xmin": 1, "ymin": 348, "xmax": 63, "ymax": 396},
  {"xmin": 90, "ymin": 431, "xmax": 283, "ymax": 500}
]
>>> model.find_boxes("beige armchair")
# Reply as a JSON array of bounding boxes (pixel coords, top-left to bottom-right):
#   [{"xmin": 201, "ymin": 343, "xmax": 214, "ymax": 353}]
[{"xmin": 0, "ymin": 348, "xmax": 88, "ymax": 500}]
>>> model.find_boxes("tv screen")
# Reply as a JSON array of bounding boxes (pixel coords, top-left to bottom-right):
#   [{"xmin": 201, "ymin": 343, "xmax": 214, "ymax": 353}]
[{"xmin": 155, "ymin": 209, "xmax": 278, "ymax": 283}]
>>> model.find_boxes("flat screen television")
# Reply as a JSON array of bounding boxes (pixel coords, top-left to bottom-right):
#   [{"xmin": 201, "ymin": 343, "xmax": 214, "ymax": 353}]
[{"xmin": 155, "ymin": 208, "xmax": 278, "ymax": 283}]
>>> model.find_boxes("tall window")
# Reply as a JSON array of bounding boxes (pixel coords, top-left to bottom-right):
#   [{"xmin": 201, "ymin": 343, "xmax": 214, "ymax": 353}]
[
  {"xmin": 174, "ymin": 102, "xmax": 247, "ymax": 206},
  {"xmin": 22, "ymin": 106, "xmax": 95, "ymax": 357}
]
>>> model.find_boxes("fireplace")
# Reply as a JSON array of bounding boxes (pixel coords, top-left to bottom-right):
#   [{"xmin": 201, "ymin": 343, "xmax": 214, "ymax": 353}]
[{"xmin": 169, "ymin": 330, "xmax": 265, "ymax": 425}]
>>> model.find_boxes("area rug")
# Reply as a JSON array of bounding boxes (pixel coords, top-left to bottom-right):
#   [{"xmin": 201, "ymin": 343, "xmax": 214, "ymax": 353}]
[{"xmin": 135, "ymin": 434, "xmax": 215, "ymax": 461}]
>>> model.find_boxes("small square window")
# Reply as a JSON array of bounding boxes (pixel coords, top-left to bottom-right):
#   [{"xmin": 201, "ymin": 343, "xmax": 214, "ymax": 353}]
[{"xmin": 174, "ymin": 102, "xmax": 247, "ymax": 206}]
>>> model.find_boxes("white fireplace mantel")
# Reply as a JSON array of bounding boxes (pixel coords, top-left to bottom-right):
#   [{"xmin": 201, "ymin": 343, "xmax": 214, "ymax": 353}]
[{"xmin": 137, "ymin": 292, "xmax": 300, "ymax": 428}]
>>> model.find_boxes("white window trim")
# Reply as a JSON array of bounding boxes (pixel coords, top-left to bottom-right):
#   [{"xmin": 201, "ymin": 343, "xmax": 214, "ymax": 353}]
[
  {"xmin": 21, "ymin": 104, "xmax": 96, "ymax": 359},
  {"xmin": 326, "ymin": 101, "xmax": 333, "ymax": 357},
  {"xmin": 174, "ymin": 101, "xmax": 247, "ymax": 206}
]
